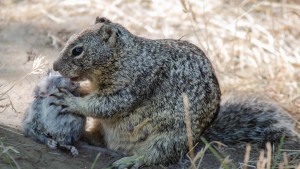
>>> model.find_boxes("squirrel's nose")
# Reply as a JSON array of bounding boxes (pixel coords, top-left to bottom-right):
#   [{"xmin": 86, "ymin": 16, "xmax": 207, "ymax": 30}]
[{"xmin": 53, "ymin": 61, "xmax": 59, "ymax": 71}]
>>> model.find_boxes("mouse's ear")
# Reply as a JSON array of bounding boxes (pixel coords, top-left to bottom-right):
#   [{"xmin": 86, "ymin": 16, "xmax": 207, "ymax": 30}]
[
  {"xmin": 47, "ymin": 69, "xmax": 52, "ymax": 75},
  {"xmin": 95, "ymin": 16, "xmax": 111, "ymax": 24},
  {"xmin": 48, "ymin": 70, "xmax": 60, "ymax": 77}
]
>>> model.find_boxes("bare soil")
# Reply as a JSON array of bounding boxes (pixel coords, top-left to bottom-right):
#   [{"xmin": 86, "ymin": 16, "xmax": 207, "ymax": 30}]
[{"xmin": 0, "ymin": 125, "xmax": 118, "ymax": 169}]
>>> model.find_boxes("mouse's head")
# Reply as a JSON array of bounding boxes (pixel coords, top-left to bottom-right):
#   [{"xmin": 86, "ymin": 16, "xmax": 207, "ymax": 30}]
[{"xmin": 33, "ymin": 71, "xmax": 79, "ymax": 98}]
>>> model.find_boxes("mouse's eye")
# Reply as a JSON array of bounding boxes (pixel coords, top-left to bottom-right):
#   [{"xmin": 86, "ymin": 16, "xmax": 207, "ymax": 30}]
[
  {"xmin": 72, "ymin": 46, "xmax": 83, "ymax": 56},
  {"xmin": 40, "ymin": 92, "xmax": 46, "ymax": 96}
]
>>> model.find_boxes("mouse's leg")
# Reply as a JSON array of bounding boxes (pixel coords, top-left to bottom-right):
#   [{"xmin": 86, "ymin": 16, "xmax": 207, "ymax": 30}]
[{"xmin": 57, "ymin": 142, "xmax": 79, "ymax": 156}]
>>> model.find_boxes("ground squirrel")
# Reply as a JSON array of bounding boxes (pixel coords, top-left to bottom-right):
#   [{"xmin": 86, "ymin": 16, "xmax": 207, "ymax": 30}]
[
  {"xmin": 51, "ymin": 17, "xmax": 299, "ymax": 167},
  {"xmin": 22, "ymin": 71, "xmax": 86, "ymax": 156}
]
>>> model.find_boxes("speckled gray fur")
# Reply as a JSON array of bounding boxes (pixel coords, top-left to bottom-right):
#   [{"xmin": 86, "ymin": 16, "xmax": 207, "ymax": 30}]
[
  {"xmin": 203, "ymin": 93, "xmax": 300, "ymax": 148},
  {"xmin": 22, "ymin": 71, "xmax": 86, "ymax": 156},
  {"xmin": 52, "ymin": 17, "xmax": 299, "ymax": 167}
]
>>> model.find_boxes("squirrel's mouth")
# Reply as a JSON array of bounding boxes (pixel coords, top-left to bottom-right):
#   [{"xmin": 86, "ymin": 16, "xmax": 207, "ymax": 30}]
[
  {"xmin": 70, "ymin": 76, "xmax": 86, "ymax": 82},
  {"xmin": 65, "ymin": 71, "xmax": 86, "ymax": 82},
  {"xmin": 70, "ymin": 77, "xmax": 81, "ymax": 81}
]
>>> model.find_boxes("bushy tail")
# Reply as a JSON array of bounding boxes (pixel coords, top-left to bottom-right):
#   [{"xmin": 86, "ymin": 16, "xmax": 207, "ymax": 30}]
[{"xmin": 202, "ymin": 92, "xmax": 300, "ymax": 149}]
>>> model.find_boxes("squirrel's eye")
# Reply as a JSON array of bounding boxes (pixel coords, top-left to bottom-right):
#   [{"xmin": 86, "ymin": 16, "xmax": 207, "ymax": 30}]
[{"xmin": 72, "ymin": 46, "xmax": 83, "ymax": 56}]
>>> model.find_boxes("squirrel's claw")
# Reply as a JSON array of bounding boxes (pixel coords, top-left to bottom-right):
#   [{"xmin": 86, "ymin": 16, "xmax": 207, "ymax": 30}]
[
  {"xmin": 50, "ymin": 88, "xmax": 73, "ymax": 98},
  {"xmin": 58, "ymin": 88, "xmax": 73, "ymax": 96},
  {"xmin": 49, "ymin": 99, "xmax": 64, "ymax": 106},
  {"xmin": 49, "ymin": 92, "xmax": 80, "ymax": 114},
  {"xmin": 60, "ymin": 107, "xmax": 73, "ymax": 114},
  {"xmin": 50, "ymin": 92, "xmax": 64, "ymax": 99},
  {"xmin": 49, "ymin": 98, "xmax": 72, "ymax": 114}
]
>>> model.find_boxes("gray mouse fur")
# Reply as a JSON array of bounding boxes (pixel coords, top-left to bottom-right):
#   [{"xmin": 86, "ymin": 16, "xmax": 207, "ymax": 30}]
[{"xmin": 22, "ymin": 71, "xmax": 86, "ymax": 156}]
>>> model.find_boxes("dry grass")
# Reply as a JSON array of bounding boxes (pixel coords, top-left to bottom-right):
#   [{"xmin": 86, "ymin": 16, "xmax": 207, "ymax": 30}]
[
  {"xmin": 0, "ymin": 56, "xmax": 48, "ymax": 168},
  {"xmin": 0, "ymin": 139, "xmax": 21, "ymax": 169},
  {"xmin": 183, "ymin": 95, "xmax": 298, "ymax": 169},
  {"xmin": 183, "ymin": 93, "xmax": 196, "ymax": 168},
  {"xmin": 243, "ymin": 144, "xmax": 251, "ymax": 169},
  {"xmin": 195, "ymin": 140, "xmax": 300, "ymax": 169},
  {"xmin": 0, "ymin": 56, "xmax": 48, "ymax": 113}
]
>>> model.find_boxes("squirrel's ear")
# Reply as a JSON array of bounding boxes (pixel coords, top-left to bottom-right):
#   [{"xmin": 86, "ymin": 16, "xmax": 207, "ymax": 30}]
[
  {"xmin": 100, "ymin": 25, "xmax": 117, "ymax": 47},
  {"xmin": 95, "ymin": 17, "xmax": 111, "ymax": 24}
]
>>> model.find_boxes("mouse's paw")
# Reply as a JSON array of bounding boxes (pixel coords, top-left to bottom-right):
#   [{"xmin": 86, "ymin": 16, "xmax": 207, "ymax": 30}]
[
  {"xmin": 47, "ymin": 139, "xmax": 58, "ymax": 149},
  {"xmin": 70, "ymin": 146, "xmax": 79, "ymax": 156}
]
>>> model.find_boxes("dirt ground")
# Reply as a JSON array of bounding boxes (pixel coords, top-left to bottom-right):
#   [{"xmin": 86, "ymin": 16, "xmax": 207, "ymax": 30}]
[
  {"xmin": 0, "ymin": 125, "xmax": 119, "ymax": 169},
  {"xmin": 0, "ymin": 0, "xmax": 300, "ymax": 169}
]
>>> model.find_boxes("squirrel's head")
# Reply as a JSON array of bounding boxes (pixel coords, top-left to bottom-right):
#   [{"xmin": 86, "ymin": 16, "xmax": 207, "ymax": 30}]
[{"xmin": 53, "ymin": 17, "xmax": 128, "ymax": 82}]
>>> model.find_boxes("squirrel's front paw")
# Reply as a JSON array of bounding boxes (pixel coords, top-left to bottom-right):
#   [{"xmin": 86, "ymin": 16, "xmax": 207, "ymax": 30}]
[
  {"xmin": 50, "ymin": 88, "xmax": 80, "ymax": 114},
  {"xmin": 51, "ymin": 88, "xmax": 73, "ymax": 98}
]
